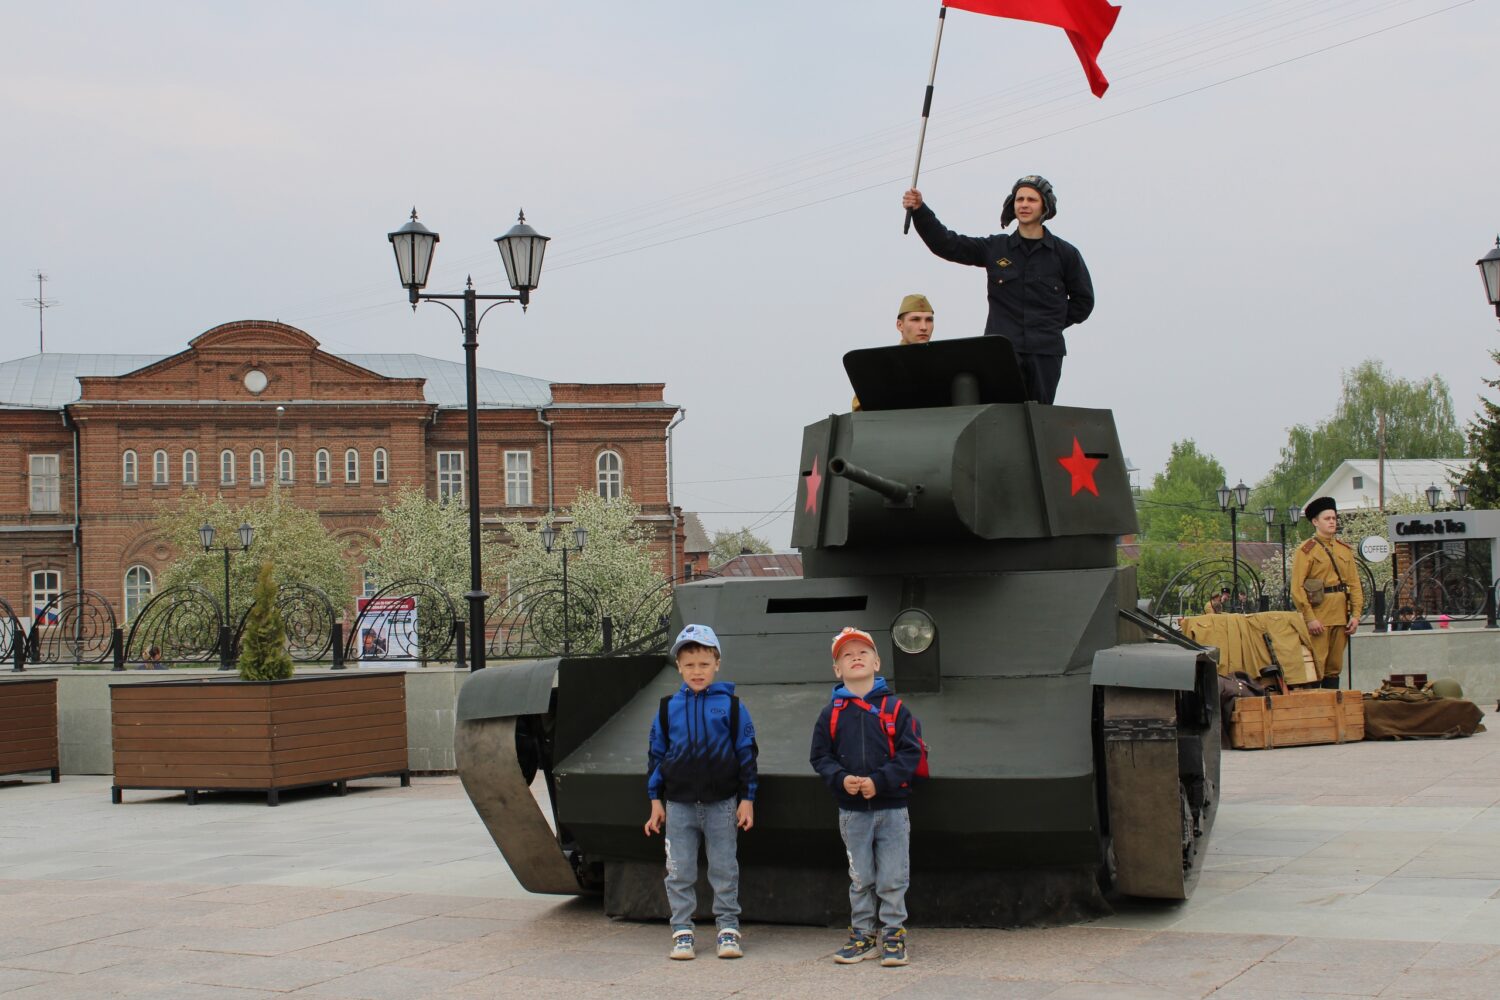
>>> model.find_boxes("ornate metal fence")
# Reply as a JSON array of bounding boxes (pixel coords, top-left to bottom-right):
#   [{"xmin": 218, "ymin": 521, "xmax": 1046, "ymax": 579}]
[
  {"xmin": 0, "ymin": 597, "xmax": 23, "ymax": 669},
  {"xmin": 486, "ymin": 575, "xmax": 606, "ymax": 659},
  {"xmin": 233, "ymin": 582, "xmax": 337, "ymax": 662},
  {"xmin": 123, "ymin": 584, "xmax": 222, "ymax": 665},
  {"xmin": 1152, "ymin": 558, "xmax": 1267, "ymax": 620},
  {"xmin": 27, "ymin": 589, "xmax": 118, "ymax": 665},
  {"xmin": 1380, "ymin": 547, "xmax": 1490, "ymax": 624}
]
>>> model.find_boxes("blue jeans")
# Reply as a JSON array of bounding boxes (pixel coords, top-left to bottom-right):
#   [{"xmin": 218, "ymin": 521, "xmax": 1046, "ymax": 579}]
[
  {"xmin": 664, "ymin": 798, "xmax": 740, "ymax": 932},
  {"xmin": 838, "ymin": 806, "xmax": 910, "ymax": 935}
]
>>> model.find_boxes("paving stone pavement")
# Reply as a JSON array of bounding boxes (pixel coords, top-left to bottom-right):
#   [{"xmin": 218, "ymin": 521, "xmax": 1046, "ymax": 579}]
[{"xmin": 2, "ymin": 730, "xmax": 1499, "ymax": 998}]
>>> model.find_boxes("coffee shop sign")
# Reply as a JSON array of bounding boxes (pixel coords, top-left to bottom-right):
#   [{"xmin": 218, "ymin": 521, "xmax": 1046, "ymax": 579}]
[{"xmin": 1394, "ymin": 518, "xmax": 1468, "ymax": 537}]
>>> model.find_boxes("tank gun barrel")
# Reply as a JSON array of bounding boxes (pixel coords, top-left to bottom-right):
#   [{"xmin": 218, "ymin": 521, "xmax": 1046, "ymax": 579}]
[{"xmin": 828, "ymin": 457, "xmax": 913, "ymax": 505}]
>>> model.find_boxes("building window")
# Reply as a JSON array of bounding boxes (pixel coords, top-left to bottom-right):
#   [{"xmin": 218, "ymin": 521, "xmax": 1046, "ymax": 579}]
[
  {"xmin": 279, "ymin": 449, "xmax": 294, "ymax": 483},
  {"xmin": 182, "ymin": 449, "xmax": 198, "ymax": 486},
  {"xmin": 345, "ymin": 449, "xmax": 359, "ymax": 484},
  {"xmin": 220, "ymin": 449, "xmax": 236, "ymax": 484},
  {"xmin": 249, "ymin": 449, "xmax": 265, "ymax": 485},
  {"xmin": 597, "ymin": 450, "xmax": 622, "ymax": 500},
  {"xmin": 122, "ymin": 450, "xmax": 138, "ymax": 486},
  {"xmin": 505, "ymin": 450, "xmax": 532, "ymax": 506},
  {"xmin": 1352, "ymin": 475, "xmax": 1364, "ymax": 490},
  {"xmin": 315, "ymin": 449, "xmax": 330, "ymax": 484},
  {"xmin": 362, "ymin": 568, "xmax": 379, "ymax": 599},
  {"xmin": 153, "ymin": 450, "xmax": 168, "ymax": 485},
  {"xmin": 124, "ymin": 565, "xmax": 154, "ymax": 622},
  {"xmin": 437, "ymin": 451, "xmax": 464, "ymax": 504},
  {"xmin": 373, "ymin": 448, "xmax": 388, "ymax": 484},
  {"xmin": 29, "ymin": 454, "xmax": 60, "ymax": 513},
  {"xmin": 31, "ymin": 570, "xmax": 61, "ymax": 623}
]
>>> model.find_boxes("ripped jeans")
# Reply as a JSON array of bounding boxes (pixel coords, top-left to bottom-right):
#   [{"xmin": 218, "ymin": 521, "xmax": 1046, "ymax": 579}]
[
  {"xmin": 664, "ymin": 798, "xmax": 740, "ymax": 933},
  {"xmin": 838, "ymin": 806, "xmax": 910, "ymax": 935}
]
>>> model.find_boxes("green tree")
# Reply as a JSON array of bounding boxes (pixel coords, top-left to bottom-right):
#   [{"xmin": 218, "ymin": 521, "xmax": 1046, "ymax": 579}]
[
  {"xmin": 709, "ymin": 527, "xmax": 772, "ymax": 567},
  {"xmin": 155, "ymin": 490, "xmax": 351, "ymax": 623},
  {"xmin": 497, "ymin": 488, "xmax": 667, "ymax": 653},
  {"xmin": 1135, "ymin": 440, "xmax": 1228, "ymax": 543},
  {"xmin": 1256, "ymin": 360, "xmax": 1465, "ymax": 517},
  {"xmin": 363, "ymin": 488, "xmax": 507, "ymax": 602},
  {"xmin": 237, "ymin": 562, "xmax": 294, "ymax": 680},
  {"xmin": 1459, "ymin": 344, "xmax": 1500, "ymax": 507}
]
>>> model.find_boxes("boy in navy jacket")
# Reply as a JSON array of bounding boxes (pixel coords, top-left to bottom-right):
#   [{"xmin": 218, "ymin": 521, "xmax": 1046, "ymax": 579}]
[
  {"xmin": 644, "ymin": 624, "xmax": 758, "ymax": 961},
  {"xmin": 810, "ymin": 627, "xmax": 923, "ymax": 967}
]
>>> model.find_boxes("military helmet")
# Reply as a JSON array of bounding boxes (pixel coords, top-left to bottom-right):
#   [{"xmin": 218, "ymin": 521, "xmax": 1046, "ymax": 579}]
[
  {"xmin": 1002, "ymin": 174, "xmax": 1057, "ymax": 227},
  {"xmin": 1430, "ymin": 678, "xmax": 1464, "ymax": 700}
]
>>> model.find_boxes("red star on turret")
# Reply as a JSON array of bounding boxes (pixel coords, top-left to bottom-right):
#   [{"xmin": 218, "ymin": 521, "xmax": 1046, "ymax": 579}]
[
  {"xmin": 1058, "ymin": 437, "xmax": 1100, "ymax": 497},
  {"xmin": 804, "ymin": 455, "xmax": 822, "ymax": 513}
]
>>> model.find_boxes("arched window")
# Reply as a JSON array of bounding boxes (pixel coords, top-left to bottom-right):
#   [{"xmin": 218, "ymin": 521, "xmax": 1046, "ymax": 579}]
[
  {"xmin": 279, "ymin": 449, "xmax": 294, "ymax": 483},
  {"xmin": 345, "ymin": 449, "xmax": 359, "ymax": 483},
  {"xmin": 182, "ymin": 449, "xmax": 198, "ymax": 485},
  {"xmin": 596, "ymin": 450, "xmax": 623, "ymax": 500},
  {"xmin": 220, "ymin": 449, "xmax": 235, "ymax": 484},
  {"xmin": 124, "ymin": 565, "xmax": 154, "ymax": 622},
  {"xmin": 373, "ymin": 448, "xmax": 388, "ymax": 484},
  {"xmin": 249, "ymin": 449, "xmax": 265, "ymax": 485},
  {"xmin": 153, "ymin": 450, "xmax": 168, "ymax": 485},
  {"xmin": 122, "ymin": 450, "xmax": 138, "ymax": 486},
  {"xmin": 315, "ymin": 449, "xmax": 330, "ymax": 484}
]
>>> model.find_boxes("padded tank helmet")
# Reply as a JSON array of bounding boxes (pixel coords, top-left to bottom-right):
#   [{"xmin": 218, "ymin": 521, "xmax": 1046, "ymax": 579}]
[{"xmin": 1002, "ymin": 174, "xmax": 1057, "ymax": 227}]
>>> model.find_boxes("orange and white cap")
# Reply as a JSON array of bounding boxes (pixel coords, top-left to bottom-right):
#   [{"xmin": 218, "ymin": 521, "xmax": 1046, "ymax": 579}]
[{"xmin": 831, "ymin": 626, "xmax": 876, "ymax": 659}]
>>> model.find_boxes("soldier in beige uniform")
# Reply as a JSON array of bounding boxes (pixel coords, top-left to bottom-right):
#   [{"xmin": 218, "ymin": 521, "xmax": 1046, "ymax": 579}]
[
  {"xmin": 1290, "ymin": 496, "xmax": 1363, "ymax": 688},
  {"xmin": 852, "ymin": 295, "xmax": 934, "ymax": 411}
]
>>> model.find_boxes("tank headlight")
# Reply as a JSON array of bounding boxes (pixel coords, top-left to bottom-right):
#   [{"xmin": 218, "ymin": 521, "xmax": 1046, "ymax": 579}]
[{"xmin": 891, "ymin": 609, "xmax": 936, "ymax": 654}]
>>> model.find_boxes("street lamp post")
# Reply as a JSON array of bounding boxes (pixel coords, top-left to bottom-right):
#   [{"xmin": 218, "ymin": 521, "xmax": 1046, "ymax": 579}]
[
  {"xmin": 387, "ymin": 209, "xmax": 549, "ymax": 672},
  {"xmin": 201, "ymin": 521, "xmax": 254, "ymax": 670},
  {"xmin": 540, "ymin": 525, "xmax": 587, "ymax": 655},
  {"xmin": 1217, "ymin": 480, "xmax": 1249, "ymax": 611}
]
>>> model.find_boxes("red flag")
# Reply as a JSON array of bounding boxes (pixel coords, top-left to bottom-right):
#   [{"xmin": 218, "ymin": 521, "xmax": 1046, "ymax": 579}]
[{"xmin": 943, "ymin": 0, "xmax": 1121, "ymax": 97}]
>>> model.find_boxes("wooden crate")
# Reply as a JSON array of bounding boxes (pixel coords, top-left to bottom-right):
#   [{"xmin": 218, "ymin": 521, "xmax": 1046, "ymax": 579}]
[
  {"xmin": 0, "ymin": 678, "xmax": 60, "ymax": 782},
  {"xmin": 1229, "ymin": 688, "xmax": 1365, "ymax": 750},
  {"xmin": 110, "ymin": 673, "xmax": 409, "ymax": 805}
]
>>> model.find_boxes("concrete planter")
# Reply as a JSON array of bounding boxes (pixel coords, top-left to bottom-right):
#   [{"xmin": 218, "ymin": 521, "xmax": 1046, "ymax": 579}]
[
  {"xmin": 0, "ymin": 677, "xmax": 60, "ymax": 783},
  {"xmin": 110, "ymin": 672, "xmax": 409, "ymax": 805}
]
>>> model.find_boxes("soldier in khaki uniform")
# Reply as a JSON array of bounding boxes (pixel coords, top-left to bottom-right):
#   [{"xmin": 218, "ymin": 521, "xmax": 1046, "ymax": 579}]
[
  {"xmin": 1290, "ymin": 497, "xmax": 1363, "ymax": 688},
  {"xmin": 852, "ymin": 295, "xmax": 934, "ymax": 411}
]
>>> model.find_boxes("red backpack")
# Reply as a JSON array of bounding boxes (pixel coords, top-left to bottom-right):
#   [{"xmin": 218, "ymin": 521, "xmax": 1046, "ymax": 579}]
[{"xmin": 829, "ymin": 695, "xmax": 930, "ymax": 784}]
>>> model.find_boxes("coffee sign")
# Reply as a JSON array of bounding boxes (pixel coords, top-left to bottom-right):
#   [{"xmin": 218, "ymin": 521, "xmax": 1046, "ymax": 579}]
[
  {"xmin": 1359, "ymin": 535, "xmax": 1391, "ymax": 563},
  {"xmin": 1394, "ymin": 518, "xmax": 1468, "ymax": 537}
]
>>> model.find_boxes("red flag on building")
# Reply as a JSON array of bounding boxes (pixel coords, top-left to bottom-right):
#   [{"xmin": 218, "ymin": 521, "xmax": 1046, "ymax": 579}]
[{"xmin": 943, "ymin": 0, "xmax": 1121, "ymax": 97}]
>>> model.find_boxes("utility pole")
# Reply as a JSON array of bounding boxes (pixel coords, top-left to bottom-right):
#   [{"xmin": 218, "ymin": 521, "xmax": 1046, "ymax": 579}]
[
  {"xmin": 1377, "ymin": 410, "xmax": 1386, "ymax": 510},
  {"xmin": 21, "ymin": 271, "xmax": 58, "ymax": 353}
]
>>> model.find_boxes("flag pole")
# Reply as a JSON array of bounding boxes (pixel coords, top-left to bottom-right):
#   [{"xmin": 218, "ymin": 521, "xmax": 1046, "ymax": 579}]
[{"xmin": 905, "ymin": 4, "xmax": 948, "ymax": 234}]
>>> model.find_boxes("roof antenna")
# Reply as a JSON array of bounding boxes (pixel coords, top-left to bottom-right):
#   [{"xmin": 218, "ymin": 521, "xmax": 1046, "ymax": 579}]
[{"xmin": 20, "ymin": 271, "xmax": 59, "ymax": 353}]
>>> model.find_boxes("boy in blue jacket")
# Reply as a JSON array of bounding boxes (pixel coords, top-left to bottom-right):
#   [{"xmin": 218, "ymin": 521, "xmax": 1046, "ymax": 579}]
[
  {"xmin": 810, "ymin": 627, "xmax": 923, "ymax": 967},
  {"xmin": 644, "ymin": 624, "xmax": 757, "ymax": 961}
]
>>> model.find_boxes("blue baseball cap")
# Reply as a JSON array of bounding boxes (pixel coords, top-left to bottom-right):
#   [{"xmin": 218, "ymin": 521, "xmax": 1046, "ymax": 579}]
[{"xmin": 671, "ymin": 623, "xmax": 721, "ymax": 658}]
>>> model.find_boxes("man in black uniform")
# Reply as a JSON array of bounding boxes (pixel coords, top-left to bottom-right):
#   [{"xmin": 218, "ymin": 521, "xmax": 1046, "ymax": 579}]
[{"xmin": 902, "ymin": 176, "xmax": 1094, "ymax": 403}]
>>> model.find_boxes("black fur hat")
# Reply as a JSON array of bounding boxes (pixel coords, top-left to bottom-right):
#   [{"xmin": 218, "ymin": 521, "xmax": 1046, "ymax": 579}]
[
  {"xmin": 1304, "ymin": 496, "xmax": 1337, "ymax": 521},
  {"xmin": 1001, "ymin": 175, "xmax": 1057, "ymax": 227}
]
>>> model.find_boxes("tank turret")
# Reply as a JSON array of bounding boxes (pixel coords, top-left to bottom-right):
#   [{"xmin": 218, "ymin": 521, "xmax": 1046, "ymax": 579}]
[{"xmin": 455, "ymin": 335, "xmax": 1220, "ymax": 927}]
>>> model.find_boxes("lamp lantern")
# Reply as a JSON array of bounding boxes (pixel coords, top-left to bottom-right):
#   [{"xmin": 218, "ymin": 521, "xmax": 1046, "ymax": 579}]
[
  {"xmin": 1455, "ymin": 483, "xmax": 1470, "ymax": 509},
  {"xmin": 540, "ymin": 525, "xmax": 557, "ymax": 553},
  {"xmin": 573, "ymin": 526, "xmax": 588, "ymax": 551},
  {"xmin": 1262, "ymin": 504, "xmax": 1277, "ymax": 526},
  {"xmin": 199, "ymin": 523, "xmax": 216, "ymax": 551},
  {"xmin": 495, "ymin": 210, "xmax": 550, "ymax": 301},
  {"xmin": 388, "ymin": 209, "xmax": 440, "ymax": 296},
  {"xmin": 1234, "ymin": 481, "xmax": 1250, "ymax": 509},
  {"xmin": 1478, "ymin": 237, "xmax": 1500, "ymax": 317},
  {"xmin": 238, "ymin": 522, "xmax": 255, "ymax": 550},
  {"xmin": 1215, "ymin": 483, "xmax": 1231, "ymax": 511},
  {"xmin": 1426, "ymin": 483, "xmax": 1442, "ymax": 510}
]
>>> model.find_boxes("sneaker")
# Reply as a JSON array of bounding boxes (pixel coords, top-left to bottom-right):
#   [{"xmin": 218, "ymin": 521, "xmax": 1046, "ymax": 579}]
[
  {"xmin": 716, "ymin": 928, "xmax": 743, "ymax": 959},
  {"xmin": 833, "ymin": 929, "xmax": 878, "ymax": 964},
  {"xmin": 880, "ymin": 928, "xmax": 909, "ymax": 967},
  {"xmin": 670, "ymin": 930, "xmax": 694, "ymax": 961}
]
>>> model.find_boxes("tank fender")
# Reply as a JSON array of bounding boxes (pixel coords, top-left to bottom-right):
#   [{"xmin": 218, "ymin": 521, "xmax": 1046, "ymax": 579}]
[
  {"xmin": 456, "ymin": 656, "xmax": 560, "ymax": 722},
  {"xmin": 1090, "ymin": 643, "xmax": 1202, "ymax": 691}
]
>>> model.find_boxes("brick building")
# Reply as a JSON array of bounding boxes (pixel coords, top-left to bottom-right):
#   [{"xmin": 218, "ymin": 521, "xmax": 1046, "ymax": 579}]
[{"xmin": 0, "ymin": 320, "xmax": 685, "ymax": 623}]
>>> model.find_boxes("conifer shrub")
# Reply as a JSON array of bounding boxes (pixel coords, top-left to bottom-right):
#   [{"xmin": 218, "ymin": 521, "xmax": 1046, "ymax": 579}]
[{"xmin": 238, "ymin": 562, "xmax": 294, "ymax": 681}]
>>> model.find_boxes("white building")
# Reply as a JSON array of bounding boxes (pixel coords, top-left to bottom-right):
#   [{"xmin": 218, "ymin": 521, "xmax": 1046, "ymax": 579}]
[{"xmin": 1304, "ymin": 458, "xmax": 1473, "ymax": 511}]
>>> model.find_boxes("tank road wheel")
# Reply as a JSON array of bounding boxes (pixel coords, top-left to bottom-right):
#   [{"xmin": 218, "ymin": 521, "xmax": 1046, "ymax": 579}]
[{"xmin": 1100, "ymin": 686, "xmax": 1219, "ymax": 900}]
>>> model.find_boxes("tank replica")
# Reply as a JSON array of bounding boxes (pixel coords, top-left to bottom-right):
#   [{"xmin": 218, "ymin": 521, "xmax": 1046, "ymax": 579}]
[{"xmin": 456, "ymin": 335, "xmax": 1220, "ymax": 926}]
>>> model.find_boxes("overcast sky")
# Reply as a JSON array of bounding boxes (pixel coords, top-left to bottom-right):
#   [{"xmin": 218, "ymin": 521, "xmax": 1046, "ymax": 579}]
[{"xmin": 5, "ymin": 1, "xmax": 1497, "ymax": 546}]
